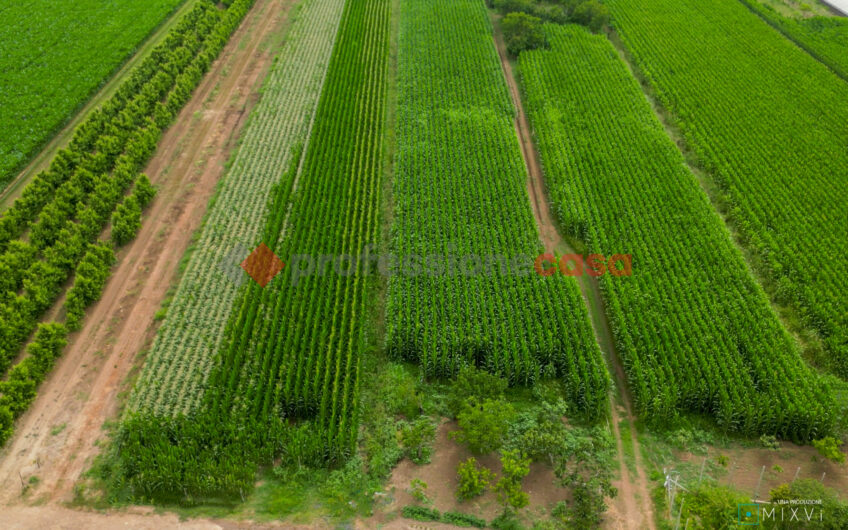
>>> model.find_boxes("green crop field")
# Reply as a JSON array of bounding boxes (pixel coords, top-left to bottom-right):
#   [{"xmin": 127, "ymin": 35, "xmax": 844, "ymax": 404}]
[
  {"xmin": 519, "ymin": 23, "xmax": 833, "ymax": 440},
  {"xmin": 741, "ymin": 0, "xmax": 848, "ymax": 79},
  {"xmin": 386, "ymin": 0, "xmax": 609, "ymax": 416},
  {"xmin": 1, "ymin": 0, "xmax": 846, "ymax": 526},
  {"xmin": 609, "ymin": 0, "xmax": 848, "ymax": 379},
  {"xmin": 0, "ymin": 0, "xmax": 187, "ymax": 191}
]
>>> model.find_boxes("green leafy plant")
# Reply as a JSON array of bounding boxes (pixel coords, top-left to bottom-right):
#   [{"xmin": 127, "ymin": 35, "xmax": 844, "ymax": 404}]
[
  {"xmin": 812, "ymin": 437, "xmax": 846, "ymax": 463},
  {"xmin": 457, "ymin": 457, "xmax": 494, "ymax": 500},
  {"xmin": 400, "ymin": 417, "xmax": 436, "ymax": 464},
  {"xmin": 451, "ymin": 398, "xmax": 515, "ymax": 454},
  {"xmin": 495, "ymin": 449, "xmax": 531, "ymax": 511},
  {"xmin": 501, "ymin": 12, "xmax": 546, "ymax": 56}
]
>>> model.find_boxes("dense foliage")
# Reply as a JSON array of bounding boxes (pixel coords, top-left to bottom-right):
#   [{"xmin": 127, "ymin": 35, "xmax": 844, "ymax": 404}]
[
  {"xmin": 607, "ymin": 0, "xmax": 848, "ymax": 379},
  {"xmin": 386, "ymin": 0, "xmax": 609, "ymax": 417},
  {"xmin": 489, "ymin": 0, "xmax": 609, "ymax": 33},
  {"xmin": 0, "ymin": 0, "xmax": 185, "ymax": 190},
  {"xmin": 518, "ymin": 24, "xmax": 834, "ymax": 440},
  {"xmin": 118, "ymin": 0, "xmax": 390, "ymax": 501},
  {"xmin": 64, "ymin": 243, "xmax": 116, "ymax": 330},
  {"xmin": 501, "ymin": 12, "xmax": 547, "ymax": 55},
  {"xmin": 739, "ymin": 0, "xmax": 848, "ymax": 80},
  {"xmin": 0, "ymin": 324, "xmax": 68, "ymax": 445},
  {"xmin": 0, "ymin": 0, "xmax": 256, "ymax": 448}
]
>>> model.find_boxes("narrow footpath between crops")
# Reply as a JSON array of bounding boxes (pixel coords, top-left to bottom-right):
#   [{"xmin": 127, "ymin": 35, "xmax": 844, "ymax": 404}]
[
  {"xmin": 490, "ymin": 16, "xmax": 657, "ymax": 530},
  {"xmin": 0, "ymin": 0, "xmax": 296, "ymax": 511}
]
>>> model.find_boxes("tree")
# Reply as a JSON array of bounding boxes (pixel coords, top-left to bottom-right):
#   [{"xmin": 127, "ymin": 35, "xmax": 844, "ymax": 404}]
[
  {"xmin": 506, "ymin": 399, "xmax": 570, "ymax": 467},
  {"xmin": 447, "ymin": 365, "xmax": 507, "ymax": 417},
  {"xmin": 501, "ymin": 12, "xmax": 547, "ymax": 56},
  {"xmin": 400, "ymin": 417, "xmax": 436, "ymax": 464},
  {"xmin": 456, "ymin": 457, "xmax": 494, "ymax": 501},
  {"xmin": 111, "ymin": 195, "xmax": 142, "ymax": 246},
  {"xmin": 133, "ymin": 174, "xmax": 157, "ymax": 208},
  {"xmin": 571, "ymin": 0, "xmax": 610, "ymax": 33},
  {"xmin": 495, "ymin": 449, "xmax": 530, "ymax": 511},
  {"xmin": 0, "ymin": 406, "xmax": 13, "ymax": 445},
  {"xmin": 451, "ymin": 398, "xmax": 515, "ymax": 454}
]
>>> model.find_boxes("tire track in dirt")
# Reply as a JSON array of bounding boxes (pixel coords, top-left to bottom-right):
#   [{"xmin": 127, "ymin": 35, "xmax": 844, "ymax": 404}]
[
  {"xmin": 489, "ymin": 13, "xmax": 656, "ymax": 530},
  {"xmin": 0, "ymin": 0, "xmax": 295, "ymax": 506}
]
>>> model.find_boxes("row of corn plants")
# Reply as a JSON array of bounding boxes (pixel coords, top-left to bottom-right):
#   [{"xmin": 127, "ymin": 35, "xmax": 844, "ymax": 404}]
[
  {"xmin": 518, "ymin": 24, "xmax": 835, "ymax": 441},
  {"xmin": 114, "ymin": 0, "xmax": 391, "ymax": 502},
  {"xmin": 607, "ymin": 0, "xmax": 848, "ymax": 379},
  {"xmin": 384, "ymin": 0, "xmax": 610, "ymax": 417}
]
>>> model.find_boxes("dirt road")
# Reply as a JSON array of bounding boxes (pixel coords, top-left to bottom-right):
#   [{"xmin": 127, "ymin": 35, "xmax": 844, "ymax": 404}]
[
  {"xmin": 490, "ymin": 15, "xmax": 656, "ymax": 530},
  {"xmin": 0, "ymin": 0, "xmax": 295, "ymax": 509}
]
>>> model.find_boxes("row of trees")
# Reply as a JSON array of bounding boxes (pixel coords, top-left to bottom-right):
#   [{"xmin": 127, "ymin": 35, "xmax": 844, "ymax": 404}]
[{"xmin": 0, "ymin": 324, "xmax": 67, "ymax": 445}]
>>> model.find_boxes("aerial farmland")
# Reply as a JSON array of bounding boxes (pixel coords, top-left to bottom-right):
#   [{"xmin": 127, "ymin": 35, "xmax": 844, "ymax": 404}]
[{"xmin": 0, "ymin": 0, "xmax": 846, "ymax": 528}]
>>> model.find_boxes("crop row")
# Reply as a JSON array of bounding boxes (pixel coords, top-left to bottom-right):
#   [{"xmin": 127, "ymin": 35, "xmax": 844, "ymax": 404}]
[
  {"xmin": 384, "ymin": 0, "xmax": 610, "ymax": 417},
  {"xmin": 118, "ymin": 0, "xmax": 390, "ymax": 501},
  {"xmin": 0, "ymin": 0, "xmax": 186, "ymax": 190},
  {"xmin": 606, "ymin": 0, "xmax": 848, "ymax": 380},
  {"xmin": 0, "ymin": 0, "xmax": 256, "ymax": 447},
  {"xmin": 519, "ymin": 24, "xmax": 834, "ymax": 440},
  {"xmin": 127, "ymin": 0, "xmax": 349, "ymax": 417},
  {"xmin": 738, "ymin": 0, "xmax": 848, "ymax": 81}
]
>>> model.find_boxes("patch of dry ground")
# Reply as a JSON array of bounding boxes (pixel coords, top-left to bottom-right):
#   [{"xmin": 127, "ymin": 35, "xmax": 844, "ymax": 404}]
[{"xmin": 375, "ymin": 421, "xmax": 569, "ymax": 527}]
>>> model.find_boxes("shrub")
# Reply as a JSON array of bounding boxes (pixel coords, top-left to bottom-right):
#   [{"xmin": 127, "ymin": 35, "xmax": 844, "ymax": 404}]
[
  {"xmin": 501, "ymin": 12, "xmax": 546, "ymax": 56},
  {"xmin": 111, "ymin": 195, "xmax": 141, "ymax": 246},
  {"xmin": 495, "ymin": 449, "xmax": 530, "ymax": 511},
  {"xmin": 402, "ymin": 505, "xmax": 441, "ymax": 522},
  {"xmin": 760, "ymin": 434, "xmax": 780, "ymax": 450},
  {"xmin": 447, "ymin": 365, "xmax": 507, "ymax": 417},
  {"xmin": 571, "ymin": 0, "xmax": 609, "ymax": 33},
  {"xmin": 442, "ymin": 511, "xmax": 488, "ymax": 528},
  {"xmin": 812, "ymin": 436, "xmax": 846, "ymax": 463},
  {"xmin": 457, "ymin": 457, "xmax": 494, "ymax": 500},
  {"xmin": 451, "ymin": 398, "xmax": 515, "ymax": 454},
  {"xmin": 400, "ymin": 417, "xmax": 436, "ymax": 464}
]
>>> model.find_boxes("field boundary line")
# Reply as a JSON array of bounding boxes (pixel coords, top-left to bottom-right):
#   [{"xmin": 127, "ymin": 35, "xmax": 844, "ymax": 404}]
[{"xmin": 0, "ymin": 0, "xmax": 200, "ymax": 212}]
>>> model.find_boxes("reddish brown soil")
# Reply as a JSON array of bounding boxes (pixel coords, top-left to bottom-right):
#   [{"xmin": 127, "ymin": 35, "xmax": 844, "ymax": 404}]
[
  {"xmin": 0, "ymin": 0, "xmax": 295, "ymax": 514},
  {"xmin": 374, "ymin": 420, "xmax": 569, "ymax": 527},
  {"xmin": 678, "ymin": 443, "xmax": 848, "ymax": 501},
  {"xmin": 2, "ymin": 505, "xmax": 298, "ymax": 530}
]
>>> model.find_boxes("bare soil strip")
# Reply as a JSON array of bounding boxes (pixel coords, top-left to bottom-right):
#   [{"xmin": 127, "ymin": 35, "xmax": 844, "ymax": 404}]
[
  {"xmin": 0, "ymin": 0, "xmax": 295, "ymax": 510},
  {"xmin": 0, "ymin": 0, "xmax": 202, "ymax": 211},
  {"xmin": 490, "ymin": 15, "xmax": 656, "ymax": 530}
]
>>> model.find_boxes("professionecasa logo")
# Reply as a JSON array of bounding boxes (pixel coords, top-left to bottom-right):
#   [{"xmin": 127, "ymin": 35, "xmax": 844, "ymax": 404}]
[
  {"xmin": 232, "ymin": 244, "xmax": 632, "ymax": 287},
  {"xmin": 533, "ymin": 253, "xmax": 632, "ymax": 277}
]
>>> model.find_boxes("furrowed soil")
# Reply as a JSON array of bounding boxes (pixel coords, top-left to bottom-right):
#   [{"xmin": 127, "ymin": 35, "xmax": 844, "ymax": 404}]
[{"xmin": 0, "ymin": 0, "xmax": 296, "ymax": 519}]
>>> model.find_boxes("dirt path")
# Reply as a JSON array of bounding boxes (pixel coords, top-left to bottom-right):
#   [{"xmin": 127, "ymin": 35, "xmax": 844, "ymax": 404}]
[
  {"xmin": 0, "ymin": 0, "xmax": 203, "ymax": 211},
  {"xmin": 490, "ymin": 15, "xmax": 656, "ymax": 530},
  {"xmin": 0, "ymin": 0, "xmax": 295, "ymax": 508}
]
